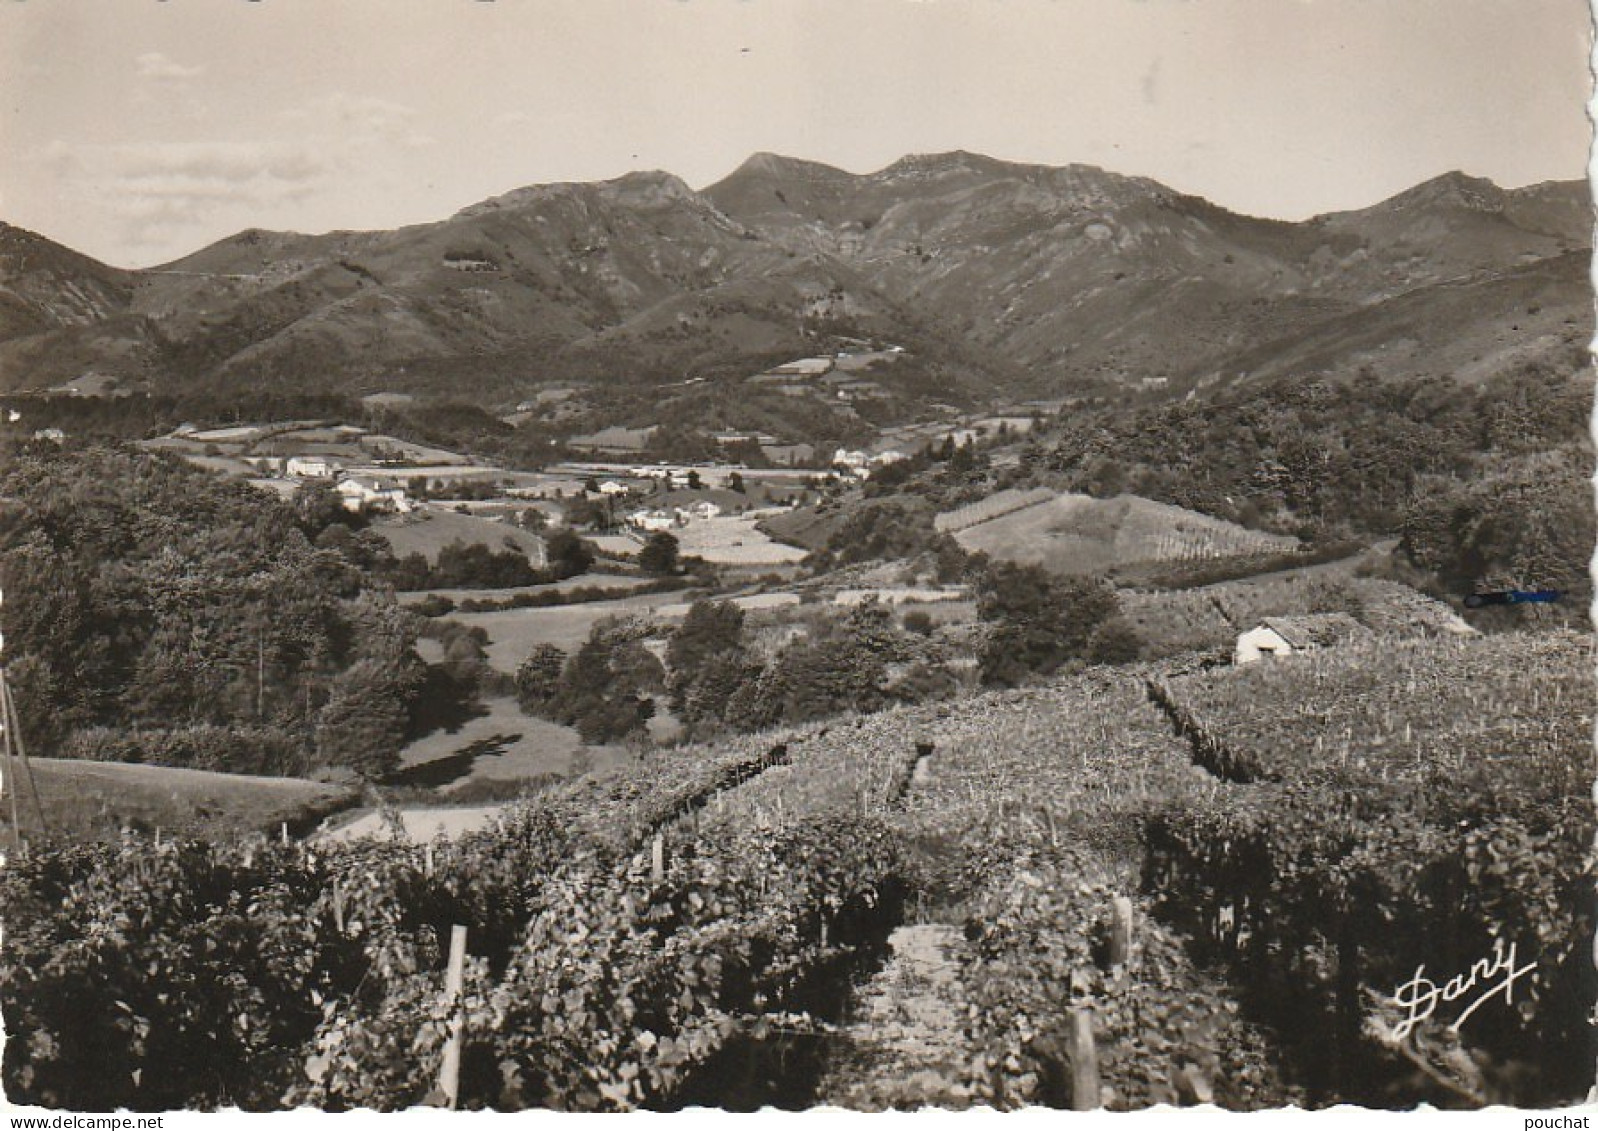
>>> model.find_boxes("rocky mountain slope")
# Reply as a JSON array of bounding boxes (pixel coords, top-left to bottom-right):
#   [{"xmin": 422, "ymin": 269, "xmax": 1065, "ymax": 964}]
[{"xmin": 0, "ymin": 154, "xmax": 1587, "ymax": 407}]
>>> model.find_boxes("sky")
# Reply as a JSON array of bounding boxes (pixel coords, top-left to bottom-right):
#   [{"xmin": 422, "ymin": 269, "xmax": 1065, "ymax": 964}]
[{"xmin": 1, "ymin": 0, "xmax": 1590, "ymax": 268}]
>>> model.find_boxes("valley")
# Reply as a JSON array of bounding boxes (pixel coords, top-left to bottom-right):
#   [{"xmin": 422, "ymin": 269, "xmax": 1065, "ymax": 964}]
[{"xmin": 0, "ymin": 151, "xmax": 1590, "ymax": 1115}]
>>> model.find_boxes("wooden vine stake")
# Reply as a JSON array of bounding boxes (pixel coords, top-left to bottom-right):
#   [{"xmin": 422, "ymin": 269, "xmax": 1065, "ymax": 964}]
[
  {"xmin": 1108, "ymin": 896, "xmax": 1134, "ymax": 969},
  {"xmin": 1068, "ymin": 1009, "xmax": 1101, "ymax": 1111},
  {"xmin": 425, "ymin": 843, "xmax": 435, "ymax": 878},
  {"xmin": 438, "ymin": 924, "xmax": 468, "ymax": 1109},
  {"xmin": 651, "ymin": 833, "xmax": 665, "ymax": 882},
  {"xmin": 1176, "ymin": 1063, "xmax": 1215, "ymax": 1106},
  {"xmin": 280, "ymin": 821, "xmax": 290, "ymax": 847}
]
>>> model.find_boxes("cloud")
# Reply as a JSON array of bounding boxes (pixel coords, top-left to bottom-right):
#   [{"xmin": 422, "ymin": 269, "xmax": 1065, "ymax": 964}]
[
  {"xmin": 287, "ymin": 93, "xmax": 435, "ymax": 149},
  {"xmin": 40, "ymin": 137, "xmax": 334, "ymax": 256},
  {"xmin": 44, "ymin": 139, "xmax": 333, "ymax": 193},
  {"xmin": 135, "ymin": 52, "xmax": 205, "ymax": 82},
  {"xmin": 41, "ymin": 90, "xmax": 433, "ymax": 262}
]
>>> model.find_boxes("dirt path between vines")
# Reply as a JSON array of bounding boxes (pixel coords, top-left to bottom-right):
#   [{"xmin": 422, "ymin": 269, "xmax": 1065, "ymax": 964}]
[{"xmin": 814, "ymin": 923, "xmax": 976, "ymax": 1111}]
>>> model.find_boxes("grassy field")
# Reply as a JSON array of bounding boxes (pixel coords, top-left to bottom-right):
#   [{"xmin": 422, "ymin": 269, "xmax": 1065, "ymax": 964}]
[
  {"xmin": 370, "ymin": 507, "xmax": 547, "ymax": 564},
  {"xmin": 674, "ymin": 514, "xmax": 810, "ymax": 565},
  {"xmin": 6, "ymin": 758, "xmax": 358, "ymax": 843},
  {"xmin": 394, "ymin": 696, "xmax": 588, "ymax": 781},
  {"xmin": 316, "ymin": 803, "xmax": 510, "ymax": 844},
  {"xmin": 397, "ymin": 572, "xmax": 653, "ymax": 607},
  {"xmin": 449, "ymin": 590, "xmax": 691, "ymax": 671}
]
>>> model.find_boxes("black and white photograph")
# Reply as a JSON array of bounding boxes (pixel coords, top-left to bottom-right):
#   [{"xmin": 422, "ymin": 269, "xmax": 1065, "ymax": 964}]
[{"xmin": 0, "ymin": 0, "xmax": 1592, "ymax": 1118}]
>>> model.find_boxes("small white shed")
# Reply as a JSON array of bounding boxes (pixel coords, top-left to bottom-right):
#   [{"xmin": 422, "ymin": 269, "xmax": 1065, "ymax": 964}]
[{"xmin": 1234, "ymin": 613, "xmax": 1370, "ymax": 665}]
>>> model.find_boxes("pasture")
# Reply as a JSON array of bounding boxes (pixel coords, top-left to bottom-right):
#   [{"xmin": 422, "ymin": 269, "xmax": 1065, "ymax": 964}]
[
  {"xmin": 398, "ymin": 572, "xmax": 654, "ymax": 607},
  {"xmin": 672, "ymin": 513, "xmax": 810, "ymax": 565},
  {"xmin": 449, "ymin": 590, "xmax": 692, "ymax": 670},
  {"xmin": 5, "ymin": 757, "xmax": 358, "ymax": 843},
  {"xmin": 370, "ymin": 507, "xmax": 547, "ymax": 564}
]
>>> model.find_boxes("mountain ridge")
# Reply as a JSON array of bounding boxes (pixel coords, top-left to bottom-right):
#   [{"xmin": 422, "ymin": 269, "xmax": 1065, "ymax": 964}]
[{"xmin": 0, "ymin": 153, "xmax": 1588, "ymax": 412}]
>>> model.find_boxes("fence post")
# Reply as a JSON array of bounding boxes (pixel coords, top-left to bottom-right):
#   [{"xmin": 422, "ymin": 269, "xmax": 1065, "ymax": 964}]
[
  {"xmin": 332, "ymin": 878, "xmax": 345, "ymax": 934},
  {"xmin": 1108, "ymin": 896, "xmax": 1134, "ymax": 969},
  {"xmin": 1176, "ymin": 1063, "xmax": 1215, "ymax": 1106},
  {"xmin": 438, "ymin": 924, "xmax": 468, "ymax": 1109},
  {"xmin": 651, "ymin": 833, "xmax": 665, "ymax": 882},
  {"xmin": 425, "ymin": 843, "xmax": 435, "ymax": 878},
  {"xmin": 280, "ymin": 821, "xmax": 290, "ymax": 847},
  {"xmin": 1068, "ymin": 1009, "xmax": 1100, "ymax": 1110}
]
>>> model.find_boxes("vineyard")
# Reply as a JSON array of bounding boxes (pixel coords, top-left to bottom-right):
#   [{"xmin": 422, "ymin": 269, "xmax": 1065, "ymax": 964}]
[
  {"xmin": 1143, "ymin": 630, "xmax": 1595, "ymax": 1104},
  {"xmin": 949, "ymin": 490, "xmax": 1300, "ymax": 578},
  {"xmin": 1146, "ymin": 630, "xmax": 1589, "ymax": 792},
  {"xmin": 1119, "ymin": 574, "xmax": 1478, "ymax": 660},
  {"xmin": 933, "ymin": 487, "xmax": 1055, "ymax": 534},
  {"xmin": 2, "ymin": 633, "xmax": 1591, "ymax": 1111}
]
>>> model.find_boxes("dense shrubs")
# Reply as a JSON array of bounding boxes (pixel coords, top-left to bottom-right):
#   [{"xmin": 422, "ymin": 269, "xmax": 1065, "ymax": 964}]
[
  {"xmin": 972, "ymin": 562, "xmax": 1119, "ymax": 685},
  {"xmin": 60, "ymin": 724, "xmax": 315, "ymax": 777},
  {"xmin": 515, "ymin": 621, "xmax": 663, "ymax": 744},
  {"xmin": 0, "ymin": 446, "xmax": 423, "ymax": 778}
]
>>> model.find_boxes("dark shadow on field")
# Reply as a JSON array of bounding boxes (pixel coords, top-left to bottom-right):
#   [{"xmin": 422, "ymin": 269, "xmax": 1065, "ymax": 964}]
[{"xmin": 386, "ymin": 733, "xmax": 521, "ymax": 788}]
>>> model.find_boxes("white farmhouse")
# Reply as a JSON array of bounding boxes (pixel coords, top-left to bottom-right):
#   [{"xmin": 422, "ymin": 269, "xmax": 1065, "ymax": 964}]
[
  {"xmin": 337, "ymin": 475, "xmax": 411, "ymax": 514},
  {"xmin": 286, "ymin": 456, "xmax": 336, "ymax": 479},
  {"xmin": 628, "ymin": 508, "xmax": 680, "ymax": 533},
  {"xmin": 1234, "ymin": 613, "xmax": 1370, "ymax": 665}
]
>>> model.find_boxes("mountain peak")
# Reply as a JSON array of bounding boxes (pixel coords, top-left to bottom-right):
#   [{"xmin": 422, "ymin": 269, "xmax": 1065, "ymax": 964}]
[
  {"xmin": 456, "ymin": 169, "xmax": 697, "ymax": 219},
  {"xmin": 713, "ymin": 152, "xmax": 859, "ymax": 188},
  {"xmin": 1380, "ymin": 171, "xmax": 1505, "ymax": 213},
  {"xmin": 598, "ymin": 169, "xmax": 696, "ymax": 204},
  {"xmin": 876, "ymin": 150, "xmax": 1009, "ymax": 179}
]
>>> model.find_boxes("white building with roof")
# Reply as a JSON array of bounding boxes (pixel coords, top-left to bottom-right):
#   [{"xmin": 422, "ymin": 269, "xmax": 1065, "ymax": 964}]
[
  {"xmin": 1234, "ymin": 613, "xmax": 1371, "ymax": 665},
  {"xmin": 286, "ymin": 456, "xmax": 336, "ymax": 479},
  {"xmin": 337, "ymin": 475, "xmax": 411, "ymax": 514}
]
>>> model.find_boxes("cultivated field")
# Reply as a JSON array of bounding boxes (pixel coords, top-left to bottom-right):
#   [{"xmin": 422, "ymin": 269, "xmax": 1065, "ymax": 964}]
[
  {"xmin": 5, "ymin": 630, "xmax": 1587, "ymax": 1112},
  {"xmin": 1148, "ymin": 629, "xmax": 1589, "ymax": 788},
  {"xmin": 950, "ymin": 491, "xmax": 1298, "ymax": 576},
  {"xmin": 1119, "ymin": 570, "xmax": 1473, "ymax": 660},
  {"xmin": 393, "ymin": 696, "xmax": 587, "ymax": 784}
]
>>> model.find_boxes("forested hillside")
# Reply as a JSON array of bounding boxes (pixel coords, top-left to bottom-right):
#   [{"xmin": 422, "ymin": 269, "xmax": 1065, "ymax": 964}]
[
  {"xmin": 1037, "ymin": 360, "xmax": 1593, "ymax": 602},
  {"xmin": 0, "ymin": 443, "xmax": 426, "ymax": 777}
]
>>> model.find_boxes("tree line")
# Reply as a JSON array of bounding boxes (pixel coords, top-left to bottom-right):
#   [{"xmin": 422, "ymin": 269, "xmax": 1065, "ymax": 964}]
[
  {"xmin": 514, "ymin": 558, "xmax": 1136, "ymax": 746},
  {"xmin": 0, "ymin": 443, "xmax": 434, "ymax": 779}
]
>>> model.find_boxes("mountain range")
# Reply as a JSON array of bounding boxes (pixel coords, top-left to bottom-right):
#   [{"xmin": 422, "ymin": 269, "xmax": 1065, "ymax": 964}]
[{"xmin": 0, "ymin": 152, "xmax": 1589, "ymax": 409}]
